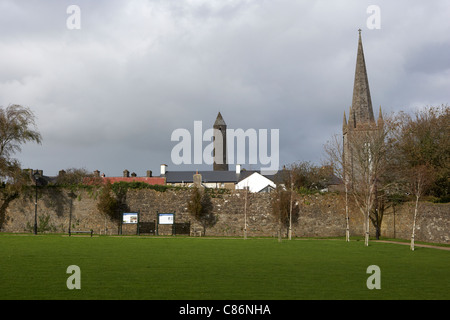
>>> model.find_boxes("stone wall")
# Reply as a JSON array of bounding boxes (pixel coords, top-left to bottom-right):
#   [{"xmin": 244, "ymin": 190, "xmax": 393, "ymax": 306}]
[
  {"xmin": 1, "ymin": 187, "xmax": 448, "ymax": 244},
  {"xmin": 381, "ymin": 201, "xmax": 449, "ymax": 244}
]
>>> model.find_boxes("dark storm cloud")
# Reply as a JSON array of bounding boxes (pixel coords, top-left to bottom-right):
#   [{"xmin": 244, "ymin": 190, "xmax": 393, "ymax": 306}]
[{"xmin": 0, "ymin": 0, "xmax": 448, "ymax": 176}]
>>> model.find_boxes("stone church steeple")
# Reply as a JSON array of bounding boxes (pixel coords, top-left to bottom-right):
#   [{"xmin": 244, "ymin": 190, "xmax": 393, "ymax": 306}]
[
  {"xmin": 343, "ymin": 30, "xmax": 383, "ymax": 181},
  {"xmin": 343, "ymin": 30, "xmax": 382, "ymax": 133},
  {"xmin": 213, "ymin": 112, "xmax": 228, "ymax": 171},
  {"xmin": 350, "ymin": 29, "xmax": 375, "ymax": 128}
]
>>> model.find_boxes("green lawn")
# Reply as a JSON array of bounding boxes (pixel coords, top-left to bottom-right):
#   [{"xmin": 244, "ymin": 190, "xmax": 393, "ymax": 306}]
[{"xmin": 0, "ymin": 235, "xmax": 448, "ymax": 300}]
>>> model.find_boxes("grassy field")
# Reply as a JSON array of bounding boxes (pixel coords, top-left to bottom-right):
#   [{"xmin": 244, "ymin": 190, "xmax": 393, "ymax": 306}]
[{"xmin": 0, "ymin": 234, "xmax": 448, "ymax": 300}]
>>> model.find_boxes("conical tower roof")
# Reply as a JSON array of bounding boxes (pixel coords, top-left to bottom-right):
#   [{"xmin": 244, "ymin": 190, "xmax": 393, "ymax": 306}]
[
  {"xmin": 377, "ymin": 105, "xmax": 384, "ymax": 126},
  {"xmin": 343, "ymin": 110, "xmax": 348, "ymax": 133},
  {"xmin": 351, "ymin": 30, "xmax": 375, "ymax": 125},
  {"xmin": 214, "ymin": 112, "xmax": 226, "ymax": 126}
]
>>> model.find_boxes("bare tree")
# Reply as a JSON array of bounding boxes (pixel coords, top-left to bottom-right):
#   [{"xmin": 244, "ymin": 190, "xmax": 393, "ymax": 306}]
[
  {"xmin": 279, "ymin": 165, "xmax": 302, "ymax": 240},
  {"xmin": 345, "ymin": 121, "xmax": 392, "ymax": 246},
  {"xmin": 324, "ymin": 134, "xmax": 351, "ymax": 242},
  {"xmin": 241, "ymin": 185, "xmax": 252, "ymax": 240},
  {"xmin": 407, "ymin": 165, "xmax": 434, "ymax": 251},
  {"xmin": 271, "ymin": 183, "xmax": 299, "ymax": 242}
]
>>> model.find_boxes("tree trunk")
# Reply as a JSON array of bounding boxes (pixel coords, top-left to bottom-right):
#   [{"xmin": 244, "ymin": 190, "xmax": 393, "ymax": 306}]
[
  {"xmin": 345, "ymin": 183, "xmax": 350, "ymax": 242},
  {"xmin": 365, "ymin": 205, "xmax": 370, "ymax": 247},
  {"xmin": 410, "ymin": 195, "xmax": 419, "ymax": 251},
  {"xmin": 288, "ymin": 183, "xmax": 293, "ymax": 240},
  {"xmin": 393, "ymin": 204, "xmax": 396, "ymax": 239},
  {"xmin": 278, "ymin": 217, "xmax": 282, "ymax": 243},
  {"xmin": 365, "ymin": 218, "xmax": 370, "ymax": 246},
  {"xmin": 374, "ymin": 188, "xmax": 381, "ymax": 240},
  {"xmin": 244, "ymin": 190, "xmax": 248, "ymax": 240}
]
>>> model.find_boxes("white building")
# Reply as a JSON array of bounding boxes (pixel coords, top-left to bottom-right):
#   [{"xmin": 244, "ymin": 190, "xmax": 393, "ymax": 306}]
[{"xmin": 235, "ymin": 172, "xmax": 276, "ymax": 193}]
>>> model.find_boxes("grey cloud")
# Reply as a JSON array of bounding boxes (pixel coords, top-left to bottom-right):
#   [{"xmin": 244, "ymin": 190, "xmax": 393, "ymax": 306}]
[{"xmin": 1, "ymin": 0, "xmax": 449, "ymax": 177}]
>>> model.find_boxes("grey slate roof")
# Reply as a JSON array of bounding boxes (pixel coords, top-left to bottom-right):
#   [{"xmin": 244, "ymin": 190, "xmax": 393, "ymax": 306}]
[{"xmin": 163, "ymin": 170, "xmax": 263, "ymax": 183}]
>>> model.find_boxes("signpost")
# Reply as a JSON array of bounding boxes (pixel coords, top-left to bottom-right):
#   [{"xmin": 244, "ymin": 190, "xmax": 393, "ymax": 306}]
[
  {"xmin": 121, "ymin": 212, "xmax": 140, "ymax": 235},
  {"xmin": 158, "ymin": 213, "xmax": 174, "ymax": 225},
  {"xmin": 123, "ymin": 212, "xmax": 138, "ymax": 224},
  {"xmin": 119, "ymin": 211, "xmax": 188, "ymax": 236},
  {"xmin": 156, "ymin": 212, "xmax": 175, "ymax": 235}
]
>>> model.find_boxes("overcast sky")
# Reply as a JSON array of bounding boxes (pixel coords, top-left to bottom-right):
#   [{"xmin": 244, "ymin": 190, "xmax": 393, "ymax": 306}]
[{"xmin": 1, "ymin": 0, "xmax": 449, "ymax": 177}]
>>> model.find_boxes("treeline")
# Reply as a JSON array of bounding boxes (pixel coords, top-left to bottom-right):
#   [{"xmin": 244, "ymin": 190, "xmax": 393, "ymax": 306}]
[
  {"xmin": 390, "ymin": 105, "xmax": 449, "ymax": 202},
  {"xmin": 323, "ymin": 104, "xmax": 449, "ymax": 248}
]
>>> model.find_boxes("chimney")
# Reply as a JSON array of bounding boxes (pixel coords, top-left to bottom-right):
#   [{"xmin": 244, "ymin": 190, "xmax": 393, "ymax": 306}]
[
  {"xmin": 146, "ymin": 170, "xmax": 152, "ymax": 177},
  {"xmin": 93, "ymin": 170, "xmax": 100, "ymax": 177},
  {"xmin": 236, "ymin": 164, "xmax": 241, "ymax": 174},
  {"xmin": 123, "ymin": 169, "xmax": 130, "ymax": 178},
  {"xmin": 193, "ymin": 171, "xmax": 202, "ymax": 188},
  {"xmin": 28, "ymin": 169, "xmax": 39, "ymax": 179},
  {"xmin": 131, "ymin": 172, "xmax": 137, "ymax": 177},
  {"xmin": 160, "ymin": 164, "xmax": 167, "ymax": 175}
]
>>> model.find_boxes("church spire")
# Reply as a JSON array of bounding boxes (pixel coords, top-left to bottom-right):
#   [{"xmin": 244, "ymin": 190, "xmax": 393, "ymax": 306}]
[
  {"xmin": 351, "ymin": 29, "xmax": 375, "ymax": 126},
  {"xmin": 377, "ymin": 105, "xmax": 384, "ymax": 127},
  {"xmin": 342, "ymin": 110, "xmax": 348, "ymax": 133}
]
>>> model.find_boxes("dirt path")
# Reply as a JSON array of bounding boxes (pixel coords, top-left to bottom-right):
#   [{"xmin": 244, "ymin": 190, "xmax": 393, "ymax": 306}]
[{"xmin": 374, "ymin": 240, "xmax": 450, "ymax": 251}]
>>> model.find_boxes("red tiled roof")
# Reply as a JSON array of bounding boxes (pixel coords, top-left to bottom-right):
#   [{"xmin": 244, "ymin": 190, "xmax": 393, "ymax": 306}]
[
  {"xmin": 83, "ymin": 177, "xmax": 166, "ymax": 185},
  {"xmin": 104, "ymin": 177, "xmax": 165, "ymax": 185}
]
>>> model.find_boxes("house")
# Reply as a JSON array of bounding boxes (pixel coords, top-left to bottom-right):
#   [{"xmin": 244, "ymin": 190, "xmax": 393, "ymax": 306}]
[
  {"xmin": 161, "ymin": 164, "xmax": 245, "ymax": 189},
  {"xmin": 160, "ymin": 164, "xmax": 277, "ymax": 191},
  {"xmin": 235, "ymin": 172, "xmax": 276, "ymax": 193}
]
